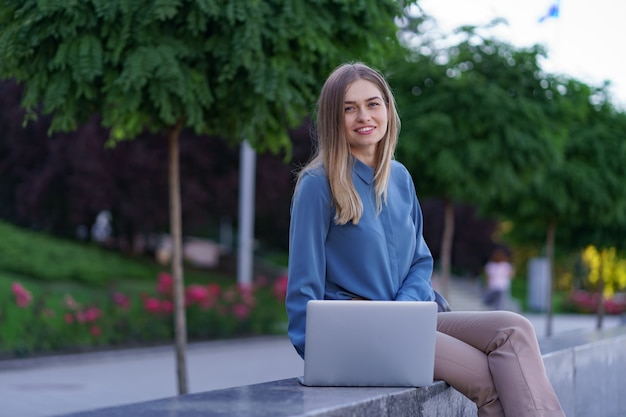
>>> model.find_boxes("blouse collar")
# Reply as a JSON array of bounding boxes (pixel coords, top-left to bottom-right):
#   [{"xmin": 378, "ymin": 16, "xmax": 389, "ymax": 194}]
[{"xmin": 352, "ymin": 156, "xmax": 375, "ymax": 185}]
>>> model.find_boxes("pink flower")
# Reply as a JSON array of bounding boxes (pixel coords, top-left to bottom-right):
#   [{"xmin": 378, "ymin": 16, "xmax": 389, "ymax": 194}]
[
  {"xmin": 232, "ymin": 303, "xmax": 251, "ymax": 320},
  {"xmin": 186, "ymin": 284, "xmax": 209, "ymax": 305},
  {"xmin": 64, "ymin": 312, "xmax": 74, "ymax": 324},
  {"xmin": 11, "ymin": 282, "xmax": 32, "ymax": 308},
  {"xmin": 272, "ymin": 275, "xmax": 288, "ymax": 301},
  {"xmin": 144, "ymin": 297, "xmax": 162, "ymax": 314},
  {"xmin": 207, "ymin": 283, "xmax": 221, "ymax": 298},
  {"xmin": 160, "ymin": 300, "xmax": 174, "ymax": 314},
  {"xmin": 235, "ymin": 284, "xmax": 256, "ymax": 308},
  {"xmin": 192, "ymin": 283, "xmax": 221, "ymax": 310},
  {"xmin": 83, "ymin": 307, "xmax": 102, "ymax": 322},
  {"xmin": 75, "ymin": 311, "xmax": 86, "ymax": 323},
  {"xmin": 157, "ymin": 272, "xmax": 174, "ymax": 296},
  {"xmin": 112, "ymin": 292, "xmax": 130, "ymax": 309}
]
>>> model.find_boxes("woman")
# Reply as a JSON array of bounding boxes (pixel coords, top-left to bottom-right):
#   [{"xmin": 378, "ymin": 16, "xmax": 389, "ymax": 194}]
[{"xmin": 285, "ymin": 62, "xmax": 565, "ymax": 417}]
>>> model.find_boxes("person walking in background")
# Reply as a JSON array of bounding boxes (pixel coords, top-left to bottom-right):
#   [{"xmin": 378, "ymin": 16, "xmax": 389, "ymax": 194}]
[
  {"xmin": 286, "ymin": 62, "xmax": 565, "ymax": 416},
  {"xmin": 483, "ymin": 247, "xmax": 515, "ymax": 310}
]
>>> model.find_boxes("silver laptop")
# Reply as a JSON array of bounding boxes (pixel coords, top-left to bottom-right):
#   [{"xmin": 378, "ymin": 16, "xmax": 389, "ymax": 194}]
[{"xmin": 300, "ymin": 300, "xmax": 438, "ymax": 387}]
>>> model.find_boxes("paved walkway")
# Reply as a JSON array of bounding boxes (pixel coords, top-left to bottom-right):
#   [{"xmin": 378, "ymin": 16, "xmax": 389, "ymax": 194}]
[{"xmin": 1, "ymin": 279, "xmax": 624, "ymax": 417}]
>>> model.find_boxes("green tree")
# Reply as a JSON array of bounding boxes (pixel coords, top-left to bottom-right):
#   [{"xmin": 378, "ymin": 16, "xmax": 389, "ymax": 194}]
[
  {"xmin": 390, "ymin": 17, "xmax": 558, "ymax": 298},
  {"xmin": 504, "ymin": 77, "xmax": 626, "ymax": 333},
  {"xmin": 0, "ymin": 0, "xmax": 411, "ymax": 393}
]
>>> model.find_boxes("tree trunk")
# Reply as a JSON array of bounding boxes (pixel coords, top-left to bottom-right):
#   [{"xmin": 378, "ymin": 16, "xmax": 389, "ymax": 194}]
[
  {"xmin": 596, "ymin": 254, "xmax": 605, "ymax": 330},
  {"xmin": 439, "ymin": 198, "xmax": 455, "ymax": 300},
  {"xmin": 545, "ymin": 220, "xmax": 556, "ymax": 337},
  {"xmin": 168, "ymin": 119, "xmax": 188, "ymax": 395}
]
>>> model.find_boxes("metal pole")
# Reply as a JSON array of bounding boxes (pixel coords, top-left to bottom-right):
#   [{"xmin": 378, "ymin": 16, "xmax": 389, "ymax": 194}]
[{"xmin": 237, "ymin": 140, "xmax": 256, "ymax": 287}]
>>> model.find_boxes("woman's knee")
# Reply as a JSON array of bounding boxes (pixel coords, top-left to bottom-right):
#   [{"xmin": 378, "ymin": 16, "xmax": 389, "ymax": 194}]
[
  {"xmin": 487, "ymin": 311, "xmax": 537, "ymax": 349},
  {"xmin": 502, "ymin": 311, "xmax": 535, "ymax": 335},
  {"xmin": 487, "ymin": 310, "xmax": 532, "ymax": 330}
]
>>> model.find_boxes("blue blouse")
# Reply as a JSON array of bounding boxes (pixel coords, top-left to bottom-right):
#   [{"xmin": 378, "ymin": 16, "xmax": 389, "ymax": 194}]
[{"xmin": 286, "ymin": 157, "xmax": 435, "ymax": 358}]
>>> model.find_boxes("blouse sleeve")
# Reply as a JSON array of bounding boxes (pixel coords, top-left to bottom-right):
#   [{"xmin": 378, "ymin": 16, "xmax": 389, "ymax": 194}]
[
  {"xmin": 395, "ymin": 174, "xmax": 435, "ymax": 302},
  {"xmin": 285, "ymin": 172, "xmax": 332, "ymax": 358}
]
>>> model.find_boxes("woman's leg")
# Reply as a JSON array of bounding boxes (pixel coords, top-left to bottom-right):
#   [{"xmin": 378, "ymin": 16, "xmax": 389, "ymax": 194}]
[
  {"xmin": 437, "ymin": 311, "xmax": 565, "ymax": 417},
  {"xmin": 434, "ymin": 331, "xmax": 505, "ymax": 417}
]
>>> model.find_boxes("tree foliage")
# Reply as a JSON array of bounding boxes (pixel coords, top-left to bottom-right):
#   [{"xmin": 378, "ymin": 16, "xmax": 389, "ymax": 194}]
[
  {"xmin": 387, "ymin": 13, "xmax": 626, "ymax": 310},
  {"xmin": 0, "ymin": 0, "xmax": 407, "ymax": 150},
  {"xmin": 391, "ymin": 19, "xmax": 558, "ymax": 207},
  {"xmin": 387, "ymin": 16, "xmax": 561, "ymax": 295},
  {"xmin": 503, "ymin": 76, "xmax": 626, "ymax": 253}
]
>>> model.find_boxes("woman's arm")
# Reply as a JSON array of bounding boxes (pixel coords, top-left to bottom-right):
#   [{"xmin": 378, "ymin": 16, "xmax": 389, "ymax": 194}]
[
  {"xmin": 285, "ymin": 172, "xmax": 331, "ymax": 358},
  {"xmin": 395, "ymin": 175, "xmax": 435, "ymax": 302}
]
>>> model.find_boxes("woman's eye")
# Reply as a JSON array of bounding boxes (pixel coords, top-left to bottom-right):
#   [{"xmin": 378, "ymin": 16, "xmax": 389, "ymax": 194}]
[
  {"xmin": 369, "ymin": 101, "xmax": 381, "ymax": 107},
  {"xmin": 344, "ymin": 106, "xmax": 355, "ymax": 112}
]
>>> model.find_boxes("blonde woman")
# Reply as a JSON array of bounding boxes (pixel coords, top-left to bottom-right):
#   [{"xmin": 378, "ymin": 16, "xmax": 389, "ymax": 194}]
[{"xmin": 285, "ymin": 62, "xmax": 565, "ymax": 417}]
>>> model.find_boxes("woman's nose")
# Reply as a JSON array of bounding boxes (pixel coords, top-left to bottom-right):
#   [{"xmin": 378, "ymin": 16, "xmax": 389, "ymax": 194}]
[{"xmin": 356, "ymin": 107, "xmax": 370, "ymax": 121}]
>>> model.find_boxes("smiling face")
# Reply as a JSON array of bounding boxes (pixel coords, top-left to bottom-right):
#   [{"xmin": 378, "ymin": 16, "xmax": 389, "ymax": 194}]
[{"xmin": 343, "ymin": 79, "xmax": 389, "ymax": 166}]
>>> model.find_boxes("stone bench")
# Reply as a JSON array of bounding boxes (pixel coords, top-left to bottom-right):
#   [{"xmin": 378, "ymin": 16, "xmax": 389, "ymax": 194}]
[
  {"xmin": 56, "ymin": 326, "xmax": 626, "ymax": 417},
  {"xmin": 540, "ymin": 325, "xmax": 626, "ymax": 417}
]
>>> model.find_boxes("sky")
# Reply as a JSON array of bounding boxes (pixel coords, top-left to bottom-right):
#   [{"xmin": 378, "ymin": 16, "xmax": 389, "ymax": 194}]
[{"xmin": 418, "ymin": 0, "xmax": 626, "ymax": 109}]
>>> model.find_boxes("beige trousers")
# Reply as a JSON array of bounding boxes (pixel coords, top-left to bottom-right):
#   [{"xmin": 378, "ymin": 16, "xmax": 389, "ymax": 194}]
[{"xmin": 435, "ymin": 311, "xmax": 566, "ymax": 417}]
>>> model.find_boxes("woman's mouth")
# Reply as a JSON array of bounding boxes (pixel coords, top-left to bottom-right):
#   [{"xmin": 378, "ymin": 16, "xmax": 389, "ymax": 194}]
[{"xmin": 355, "ymin": 126, "xmax": 375, "ymax": 134}]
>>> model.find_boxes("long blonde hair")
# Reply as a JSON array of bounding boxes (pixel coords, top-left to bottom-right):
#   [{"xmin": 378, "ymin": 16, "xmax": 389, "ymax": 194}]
[{"xmin": 297, "ymin": 62, "xmax": 400, "ymax": 225}]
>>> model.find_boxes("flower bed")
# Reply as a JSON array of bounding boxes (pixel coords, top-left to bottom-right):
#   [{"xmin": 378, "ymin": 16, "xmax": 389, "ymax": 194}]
[
  {"xmin": 1, "ymin": 272, "xmax": 289, "ymax": 358},
  {"xmin": 564, "ymin": 290, "xmax": 626, "ymax": 315}
]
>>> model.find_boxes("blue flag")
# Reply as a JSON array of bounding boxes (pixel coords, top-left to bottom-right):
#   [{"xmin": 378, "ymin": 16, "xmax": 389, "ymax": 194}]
[{"xmin": 538, "ymin": 1, "xmax": 560, "ymax": 23}]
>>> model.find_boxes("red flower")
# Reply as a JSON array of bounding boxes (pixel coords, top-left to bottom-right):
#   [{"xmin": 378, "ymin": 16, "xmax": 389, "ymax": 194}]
[
  {"xmin": 236, "ymin": 284, "xmax": 256, "ymax": 308},
  {"xmin": 112, "ymin": 292, "xmax": 130, "ymax": 309},
  {"xmin": 272, "ymin": 275, "xmax": 288, "ymax": 302},
  {"xmin": 156, "ymin": 272, "xmax": 174, "ymax": 296},
  {"xmin": 185, "ymin": 284, "xmax": 209, "ymax": 306},
  {"xmin": 75, "ymin": 311, "xmax": 86, "ymax": 323},
  {"xmin": 144, "ymin": 297, "xmax": 162, "ymax": 314},
  {"xmin": 160, "ymin": 300, "xmax": 174, "ymax": 314},
  {"xmin": 11, "ymin": 282, "xmax": 32, "ymax": 308},
  {"xmin": 232, "ymin": 303, "xmax": 251, "ymax": 320},
  {"xmin": 90, "ymin": 325, "xmax": 101, "ymax": 337},
  {"xmin": 83, "ymin": 307, "xmax": 102, "ymax": 322},
  {"xmin": 207, "ymin": 283, "xmax": 221, "ymax": 298},
  {"xmin": 64, "ymin": 312, "xmax": 74, "ymax": 324}
]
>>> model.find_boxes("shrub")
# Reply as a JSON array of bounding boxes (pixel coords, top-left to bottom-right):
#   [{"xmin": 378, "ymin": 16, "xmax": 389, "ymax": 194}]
[
  {"xmin": 0, "ymin": 273, "xmax": 288, "ymax": 358},
  {"xmin": 562, "ymin": 290, "xmax": 626, "ymax": 315}
]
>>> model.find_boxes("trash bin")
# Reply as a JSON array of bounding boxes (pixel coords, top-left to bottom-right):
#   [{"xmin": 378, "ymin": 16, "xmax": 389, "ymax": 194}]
[{"xmin": 527, "ymin": 257, "xmax": 551, "ymax": 312}]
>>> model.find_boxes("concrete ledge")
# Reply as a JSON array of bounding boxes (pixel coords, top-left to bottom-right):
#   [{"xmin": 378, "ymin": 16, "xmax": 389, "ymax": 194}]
[
  {"xmin": 54, "ymin": 378, "xmax": 476, "ymax": 417},
  {"xmin": 55, "ymin": 326, "xmax": 626, "ymax": 417},
  {"xmin": 540, "ymin": 326, "xmax": 626, "ymax": 417}
]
